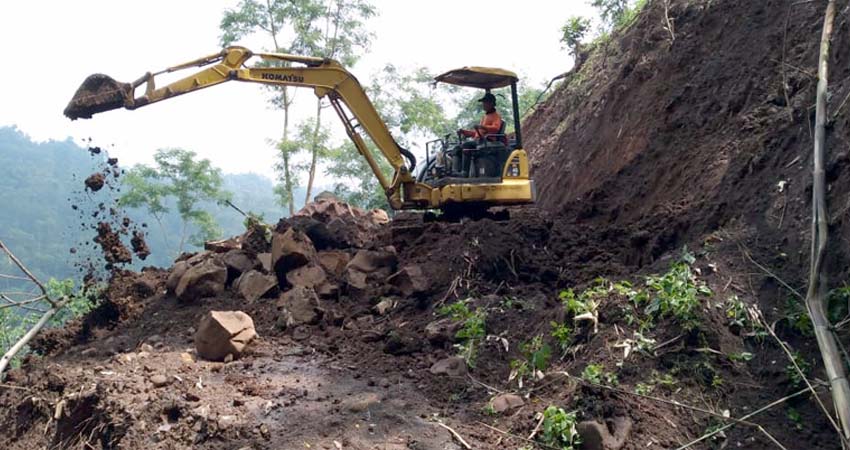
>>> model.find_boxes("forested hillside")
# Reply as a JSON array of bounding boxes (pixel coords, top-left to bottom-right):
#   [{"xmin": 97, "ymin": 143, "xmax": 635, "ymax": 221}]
[{"xmin": 0, "ymin": 126, "xmax": 299, "ymax": 281}]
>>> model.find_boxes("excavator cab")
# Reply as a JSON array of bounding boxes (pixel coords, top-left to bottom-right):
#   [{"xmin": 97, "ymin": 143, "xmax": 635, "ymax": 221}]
[{"xmin": 418, "ymin": 67, "xmax": 533, "ymax": 208}]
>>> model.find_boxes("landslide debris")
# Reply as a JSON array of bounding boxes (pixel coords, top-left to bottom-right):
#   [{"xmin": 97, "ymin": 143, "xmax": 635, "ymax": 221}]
[{"xmin": 6, "ymin": 1, "xmax": 850, "ymax": 448}]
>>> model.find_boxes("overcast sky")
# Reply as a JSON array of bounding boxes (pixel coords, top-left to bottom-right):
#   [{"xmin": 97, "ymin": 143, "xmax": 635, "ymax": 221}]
[{"xmin": 0, "ymin": 0, "xmax": 594, "ymax": 180}]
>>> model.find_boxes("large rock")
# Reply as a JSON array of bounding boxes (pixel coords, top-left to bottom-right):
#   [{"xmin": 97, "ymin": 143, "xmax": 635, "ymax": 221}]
[
  {"xmin": 222, "ymin": 250, "xmax": 260, "ymax": 283},
  {"xmin": 317, "ymin": 251, "xmax": 351, "ymax": 277},
  {"xmin": 271, "ymin": 228, "xmax": 316, "ymax": 284},
  {"xmin": 166, "ymin": 261, "xmax": 189, "ymax": 294},
  {"xmin": 424, "ymin": 317, "xmax": 462, "ymax": 345},
  {"xmin": 346, "ymin": 249, "xmax": 397, "ymax": 274},
  {"xmin": 576, "ymin": 417, "xmax": 633, "ymax": 450},
  {"xmin": 490, "ymin": 394, "xmax": 524, "ymax": 413},
  {"xmin": 235, "ymin": 270, "xmax": 278, "ymax": 302},
  {"xmin": 285, "ymin": 264, "xmax": 327, "ymax": 289},
  {"xmin": 194, "ymin": 311, "xmax": 257, "ymax": 361},
  {"xmin": 388, "ymin": 265, "xmax": 429, "ymax": 297},
  {"xmin": 276, "ymin": 286, "xmax": 324, "ymax": 328},
  {"xmin": 175, "ymin": 258, "xmax": 227, "ymax": 302},
  {"xmin": 429, "ymin": 356, "xmax": 467, "ymax": 377}
]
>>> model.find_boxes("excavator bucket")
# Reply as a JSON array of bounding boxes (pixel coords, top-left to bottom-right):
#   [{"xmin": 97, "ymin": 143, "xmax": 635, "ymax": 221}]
[{"xmin": 64, "ymin": 74, "xmax": 132, "ymax": 120}]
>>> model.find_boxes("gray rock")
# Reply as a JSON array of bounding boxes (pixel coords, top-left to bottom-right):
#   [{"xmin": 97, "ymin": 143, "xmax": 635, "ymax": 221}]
[{"xmin": 429, "ymin": 356, "xmax": 467, "ymax": 377}]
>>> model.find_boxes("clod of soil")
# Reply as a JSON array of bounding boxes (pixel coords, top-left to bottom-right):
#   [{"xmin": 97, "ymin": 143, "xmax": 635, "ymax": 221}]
[
  {"xmin": 130, "ymin": 231, "xmax": 150, "ymax": 261},
  {"xmin": 84, "ymin": 172, "xmax": 105, "ymax": 192},
  {"xmin": 94, "ymin": 222, "xmax": 132, "ymax": 265}
]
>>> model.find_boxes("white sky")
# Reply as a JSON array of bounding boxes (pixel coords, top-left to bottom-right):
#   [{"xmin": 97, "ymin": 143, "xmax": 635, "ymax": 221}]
[{"xmin": 0, "ymin": 0, "xmax": 594, "ymax": 181}]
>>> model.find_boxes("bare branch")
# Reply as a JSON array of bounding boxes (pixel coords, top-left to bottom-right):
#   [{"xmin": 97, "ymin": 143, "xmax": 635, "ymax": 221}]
[
  {"xmin": 0, "ymin": 273, "xmax": 32, "ymax": 282},
  {"xmin": 0, "ymin": 297, "xmax": 68, "ymax": 377},
  {"xmin": 0, "ymin": 240, "xmax": 51, "ymax": 305}
]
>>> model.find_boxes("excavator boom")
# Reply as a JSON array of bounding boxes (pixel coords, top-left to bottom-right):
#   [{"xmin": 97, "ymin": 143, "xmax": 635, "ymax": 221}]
[{"xmin": 65, "ymin": 47, "xmax": 534, "ymax": 212}]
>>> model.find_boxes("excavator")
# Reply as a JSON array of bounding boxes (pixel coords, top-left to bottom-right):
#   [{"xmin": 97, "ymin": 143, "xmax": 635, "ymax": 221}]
[{"xmin": 64, "ymin": 46, "xmax": 534, "ymax": 217}]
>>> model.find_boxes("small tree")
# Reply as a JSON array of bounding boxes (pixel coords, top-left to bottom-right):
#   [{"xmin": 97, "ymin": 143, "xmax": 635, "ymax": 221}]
[
  {"xmin": 590, "ymin": 0, "xmax": 630, "ymax": 29},
  {"xmin": 561, "ymin": 16, "xmax": 591, "ymax": 57},
  {"xmin": 120, "ymin": 149, "xmax": 231, "ymax": 253}
]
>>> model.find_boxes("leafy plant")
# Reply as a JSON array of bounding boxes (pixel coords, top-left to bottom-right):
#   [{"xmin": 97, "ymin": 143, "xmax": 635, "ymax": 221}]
[
  {"xmin": 633, "ymin": 253, "xmax": 712, "ymax": 331},
  {"xmin": 560, "ymin": 16, "xmax": 591, "ymax": 56},
  {"xmin": 786, "ymin": 407, "xmax": 804, "ymax": 430},
  {"xmin": 783, "ymin": 298, "xmax": 813, "ymax": 336},
  {"xmin": 438, "ymin": 301, "xmax": 487, "ymax": 366},
  {"xmin": 540, "ymin": 406, "xmax": 581, "ymax": 450},
  {"xmin": 634, "ymin": 382, "xmax": 654, "ymax": 395},
  {"xmin": 724, "ymin": 296, "xmax": 767, "ymax": 340},
  {"xmin": 728, "ymin": 352, "xmax": 754, "ymax": 363},
  {"xmin": 582, "ymin": 363, "xmax": 618, "ymax": 385},
  {"xmin": 550, "ymin": 321, "xmax": 573, "ymax": 351},
  {"xmin": 785, "ymin": 352, "xmax": 812, "ymax": 388},
  {"xmin": 510, "ymin": 335, "xmax": 552, "ymax": 387}
]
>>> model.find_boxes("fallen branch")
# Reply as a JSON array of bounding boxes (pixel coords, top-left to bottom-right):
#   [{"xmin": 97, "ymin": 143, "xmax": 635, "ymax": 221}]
[
  {"xmin": 0, "ymin": 240, "xmax": 71, "ymax": 378},
  {"xmin": 435, "ymin": 421, "xmax": 472, "ymax": 449},
  {"xmin": 0, "ymin": 296, "xmax": 68, "ymax": 377}
]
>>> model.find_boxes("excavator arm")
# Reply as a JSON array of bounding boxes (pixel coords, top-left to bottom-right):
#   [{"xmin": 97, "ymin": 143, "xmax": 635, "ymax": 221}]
[{"xmin": 64, "ymin": 46, "xmax": 425, "ymax": 209}]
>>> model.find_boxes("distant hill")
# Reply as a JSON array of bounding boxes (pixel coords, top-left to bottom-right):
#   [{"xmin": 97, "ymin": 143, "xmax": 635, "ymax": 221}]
[{"xmin": 0, "ymin": 126, "xmax": 302, "ymax": 283}]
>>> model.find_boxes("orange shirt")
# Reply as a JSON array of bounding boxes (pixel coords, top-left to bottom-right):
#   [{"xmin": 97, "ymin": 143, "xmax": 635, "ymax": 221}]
[{"xmin": 462, "ymin": 110, "xmax": 502, "ymax": 139}]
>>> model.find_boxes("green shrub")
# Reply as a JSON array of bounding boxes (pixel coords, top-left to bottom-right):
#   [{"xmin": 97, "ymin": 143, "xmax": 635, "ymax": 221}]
[
  {"xmin": 540, "ymin": 406, "xmax": 581, "ymax": 450},
  {"xmin": 438, "ymin": 301, "xmax": 487, "ymax": 366},
  {"xmin": 633, "ymin": 253, "xmax": 712, "ymax": 331}
]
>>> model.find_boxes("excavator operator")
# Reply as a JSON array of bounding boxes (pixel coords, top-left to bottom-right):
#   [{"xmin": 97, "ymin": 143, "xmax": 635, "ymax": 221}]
[{"xmin": 458, "ymin": 92, "xmax": 503, "ymax": 146}]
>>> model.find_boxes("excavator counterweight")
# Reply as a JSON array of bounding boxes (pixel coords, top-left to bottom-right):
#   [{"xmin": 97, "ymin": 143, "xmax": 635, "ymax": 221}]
[{"xmin": 64, "ymin": 47, "xmax": 535, "ymax": 213}]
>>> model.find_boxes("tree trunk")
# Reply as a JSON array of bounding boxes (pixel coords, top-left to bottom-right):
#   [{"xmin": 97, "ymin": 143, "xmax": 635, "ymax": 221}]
[
  {"xmin": 305, "ymin": 99, "xmax": 323, "ymax": 204},
  {"xmin": 282, "ymin": 98, "xmax": 295, "ymax": 216},
  {"xmin": 807, "ymin": 0, "xmax": 850, "ymax": 440}
]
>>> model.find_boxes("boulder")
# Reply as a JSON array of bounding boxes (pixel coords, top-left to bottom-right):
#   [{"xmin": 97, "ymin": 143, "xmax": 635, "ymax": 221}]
[
  {"xmin": 285, "ymin": 264, "xmax": 327, "ymax": 289},
  {"xmin": 235, "ymin": 270, "xmax": 278, "ymax": 302},
  {"xmin": 317, "ymin": 251, "xmax": 352, "ymax": 277},
  {"xmin": 490, "ymin": 394, "xmax": 524, "ymax": 413},
  {"xmin": 194, "ymin": 311, "xmax": 257, "ymax": 361},
  {"xmin": 346, "ymin": 249, "xmax": 397, "ymax": 274},
  {"xmin": 257, "ymin": 253, "xmax": 272, "ymax": 272},
  {"xmin": 271, "ymin": 228, "xmax": 316, "ymax": 283},
  {"xmin": 344, "ymin": 268, "xmax": 369, "ymax": 292},
  {"xmin": 175, "ymin": 258, "xmax": 227, "ymax": 302},
  {"xmin": 388, "ymin": 265, "xmax": 429, "ymax": 297},
  {"xmin": 424, "ymin": 317, "xmax": 462, "ymax": 345},
  {"xmin": 166, "ymin": 261, "xmax": 189, "ymax": 294},
  {"xmin": 429, "ymin": 356, "xmax": 467, "ymax": 377},
  {"xmin": 276, "ymin": 286, "xmax": 324, "ymax": 328},
  {"xmin": 576, "ymin": 417, "xmax": 633, "ymax": 450},
  {"xmin": 222, "ymin": 250, "xmax": 259, "ymax": 283}
]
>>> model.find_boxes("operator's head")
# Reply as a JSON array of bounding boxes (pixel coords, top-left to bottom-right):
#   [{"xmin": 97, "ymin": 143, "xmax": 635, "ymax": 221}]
[{"xmin": 479, "ymin": 92, "xmax": 496, "ymax": 112}]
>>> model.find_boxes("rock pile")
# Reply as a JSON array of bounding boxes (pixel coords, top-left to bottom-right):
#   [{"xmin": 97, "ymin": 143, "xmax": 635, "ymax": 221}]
[{"xmin": 160, "ymin": 198, "xmax": 430, "ymax": 360}]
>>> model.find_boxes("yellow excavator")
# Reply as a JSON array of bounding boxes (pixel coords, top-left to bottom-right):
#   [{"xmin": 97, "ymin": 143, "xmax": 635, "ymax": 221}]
[{"xmin": 64, "ymin": 46, "xmax": 534, "ymax": 216}]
